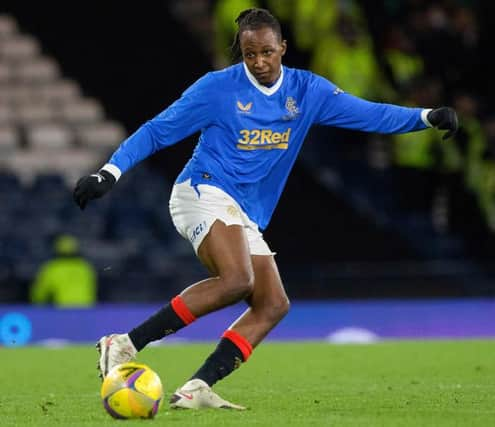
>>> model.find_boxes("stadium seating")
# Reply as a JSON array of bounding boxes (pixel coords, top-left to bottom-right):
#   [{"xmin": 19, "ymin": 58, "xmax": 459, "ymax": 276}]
[
  {"xmin": 0, "ymin": 124, "xmax": 18, "ymax": 152},
  {"xmin": 0, "ymin": 13, "xmax": 125, "ymax": 185},
  {"xmin": 0, "ymin": 14, "xmax": 203, "ymax": 303}
]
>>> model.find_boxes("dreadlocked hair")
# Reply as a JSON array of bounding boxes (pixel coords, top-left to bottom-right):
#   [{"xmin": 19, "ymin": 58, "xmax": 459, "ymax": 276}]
[{"xmin": 230, "ymin": 8, "xmax": 282, "ymax": 63}]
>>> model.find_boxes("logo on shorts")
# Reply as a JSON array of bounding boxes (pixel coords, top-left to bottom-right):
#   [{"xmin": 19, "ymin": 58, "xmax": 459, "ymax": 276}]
[
  {"xmin": 190, "ymin": 221, "xmax": 207, "ymax": 243},
  {"xmin": 226, "ymin": 205, "xmax": 240, "ymax": 217}
]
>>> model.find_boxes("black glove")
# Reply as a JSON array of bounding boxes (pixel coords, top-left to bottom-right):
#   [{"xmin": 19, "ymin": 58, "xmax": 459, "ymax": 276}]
[
  {"xmin": 427, "ymin": 107, "xmax": 459, "ymax": 140},
  {"xmin": 73, "ymin": 170, "xmax": 116, "ymax": 210}
]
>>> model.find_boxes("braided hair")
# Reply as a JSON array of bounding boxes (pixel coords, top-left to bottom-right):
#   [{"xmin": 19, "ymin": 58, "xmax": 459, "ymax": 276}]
[{"xmin": 231, "ymin": 8, "xmax": 283, "ymax": 63}]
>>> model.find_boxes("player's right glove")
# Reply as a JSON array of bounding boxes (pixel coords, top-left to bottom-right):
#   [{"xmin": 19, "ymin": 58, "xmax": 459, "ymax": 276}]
[
  {"xmin": 427, "ymin": 107, "xmax": 459, "ymax": 140},
  {"xmin": 73, "ymin": 170, "xmax": 116, "ymax": 210}
]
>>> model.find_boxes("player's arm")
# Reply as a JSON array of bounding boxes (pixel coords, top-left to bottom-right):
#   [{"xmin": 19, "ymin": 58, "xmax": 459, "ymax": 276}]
[
  {"xmin": 313, "ymin": 76, "xmax": 458, "ymax": 139},
  {"xmin": 73, "ymin": 74, "xmax": 217, "ymax": 210}
]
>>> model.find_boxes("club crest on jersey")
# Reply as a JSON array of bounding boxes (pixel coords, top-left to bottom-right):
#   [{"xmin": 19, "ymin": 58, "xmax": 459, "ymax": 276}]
[
  {"xmin": 282, "ymin": 96, "xmax": 300, "ymax": 121},
  {"xmin": 237, "ymin": 100, "xmax": 253, "ymax": 114}
]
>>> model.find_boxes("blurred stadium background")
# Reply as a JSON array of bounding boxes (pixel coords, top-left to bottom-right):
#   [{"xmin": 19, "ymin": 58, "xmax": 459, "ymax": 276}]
[{"xmin": 1, "ymin": 0, "xmax": 495, "ymax": 345}]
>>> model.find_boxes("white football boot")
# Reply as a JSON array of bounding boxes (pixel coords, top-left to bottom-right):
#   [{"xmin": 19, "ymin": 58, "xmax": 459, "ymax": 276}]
[
  {"xmin": 170, "ymin": 379, "xmax": 246, "ymax": 410},
  {"xmin": 96, "ymin": 333, "xmax": 137, "ymax": 379}
]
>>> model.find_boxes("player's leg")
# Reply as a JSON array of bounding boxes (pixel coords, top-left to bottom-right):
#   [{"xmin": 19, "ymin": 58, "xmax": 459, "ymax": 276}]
[
  {"xmin": 192, "ymin": 254, "xmax": 289, "ymax": 379},
  {"xmin": 97, "ymin": 220, "xmax": 254, "ymax": 378},
  {"xmin": 171, "ymin": 254, "xmax": 289, "ymax": 409},
  {"xmin": 228, "ymin": 254, "xmax": 290, "ymax": 345},
  {"xmin": 180, "ymin": 219, "xmax": 254, "ymax": 315}
]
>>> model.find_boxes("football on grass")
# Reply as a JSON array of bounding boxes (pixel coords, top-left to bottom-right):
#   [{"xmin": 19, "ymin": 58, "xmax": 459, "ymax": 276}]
[{"xmin": 100, "ymin": 362, "xmax": 163, "ymax": 419}]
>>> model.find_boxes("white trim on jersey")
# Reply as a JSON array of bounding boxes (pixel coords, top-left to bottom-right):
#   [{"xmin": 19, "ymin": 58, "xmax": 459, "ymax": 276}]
[
  {"xmin": 243, "ymin": 62, "xmax": 284, "ymax": 96},
  {"xmin": 101, "ymin": 163, "xmax": 122, "ymax": 181},
  {"xmin": 421, "ymin": 108, "xmax": 434, "ymax": 127}
]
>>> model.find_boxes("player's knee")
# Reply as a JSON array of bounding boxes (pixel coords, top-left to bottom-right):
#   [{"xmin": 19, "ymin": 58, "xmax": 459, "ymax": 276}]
[
  {"xmin": 275, "ymin": 296, "xmax": 290, "ymax": 320},
  {"xmin": 265, "ymin": 295, "xmax": 290, "ymax": 323},
  {"xmin": 223, "ymin": 268, "xmax": 254, "ymax": 300},
  {"xmin": 236, "ymin": 268, "xmax": 255, "ymax": 297}
]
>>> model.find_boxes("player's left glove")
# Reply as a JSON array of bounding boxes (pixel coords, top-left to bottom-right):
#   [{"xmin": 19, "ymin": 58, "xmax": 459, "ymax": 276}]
[
  {"xmin": 427, "ymin": 107, "xmax": 458, "ymax": 140},
  {"xmin": 73, "ymin": 170, "xmax": 116, "ymax": 210}
]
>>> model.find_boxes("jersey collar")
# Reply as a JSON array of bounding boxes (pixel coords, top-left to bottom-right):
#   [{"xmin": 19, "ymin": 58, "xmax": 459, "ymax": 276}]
[{"xmin": 243, "ymin": 62, "xmax": 284, "ymax": 96}]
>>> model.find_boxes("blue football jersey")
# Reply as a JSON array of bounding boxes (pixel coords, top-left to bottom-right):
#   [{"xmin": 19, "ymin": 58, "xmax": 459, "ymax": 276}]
[{"xmin": 106, "ymin": 62, "xmax": 429, "ymax": 230}]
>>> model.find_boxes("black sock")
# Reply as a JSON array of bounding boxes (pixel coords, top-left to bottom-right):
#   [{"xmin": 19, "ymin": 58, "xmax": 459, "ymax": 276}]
[
  {"xmin": 191, "ymin": 338, "xmax": 244, "ymax": 387},
  {"xmin": 128, "ymin": 303, "xmax": 186, "ymax": 351}
]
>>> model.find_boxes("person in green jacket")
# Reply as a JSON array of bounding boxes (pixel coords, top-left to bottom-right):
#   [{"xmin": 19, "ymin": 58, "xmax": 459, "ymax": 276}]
[{"xmin": 30, "ymin": 234, "xmax": 97, "ymax": 307}]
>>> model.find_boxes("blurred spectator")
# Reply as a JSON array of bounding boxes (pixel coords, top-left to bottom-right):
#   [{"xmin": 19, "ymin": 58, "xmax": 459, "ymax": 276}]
[
  {"xmin": 476, "ymin": 116, "xmax": 495, "ymax": 232},
  {"xmin": 391, "ymin": 78, "xmax": 444, "ymax": 214},
  {"xmin": 30, "ymin": 234, "xmax": 97, "ymax": 307},
  {"xmin": 213, "ymin": 0, "xmax": 259, "ymax": 67},
  {"xmin": 427, "ymin": 91, "xmax": 468, "ymax": 233},
  {"xmin": 382, "ymin": 25, "xmax": 424, "ymax": 96},
  {"xmin": 453, "ymin": 91, "xmax": 483, "ymax": 194},
  {"xmin": 406, "ymin": 3, "xmax": 479, "ymax": 96},
  {"xmin": 310, "ymin": 9, "xmax": 394, "ymax": 100},
  {"xmin": 280, "ymin": 0, "xmax": 337, "ymax": 52}
]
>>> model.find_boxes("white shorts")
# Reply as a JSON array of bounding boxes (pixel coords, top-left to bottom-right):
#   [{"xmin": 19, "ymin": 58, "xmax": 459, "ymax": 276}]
[{"xmin": 169, "ymin": 179, "xmax": 275, "ymax": 256}]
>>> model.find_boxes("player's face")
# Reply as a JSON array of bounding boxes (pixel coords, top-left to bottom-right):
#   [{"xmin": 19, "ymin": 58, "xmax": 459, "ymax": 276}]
[{"xmin": 239, "ymin": 26, "xmax": 287, "ymax": 86}]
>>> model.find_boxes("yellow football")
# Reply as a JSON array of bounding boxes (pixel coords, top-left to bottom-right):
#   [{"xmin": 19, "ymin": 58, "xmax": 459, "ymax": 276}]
[{"xmin": 100, "ymin": 362, "xmax": 163, "ymax": 419}]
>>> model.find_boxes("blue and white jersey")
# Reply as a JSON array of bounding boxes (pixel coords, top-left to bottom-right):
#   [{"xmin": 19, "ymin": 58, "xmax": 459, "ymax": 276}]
[{"xmin": 106, "ymin": 62, "xmax": 430, "ymax": 230}]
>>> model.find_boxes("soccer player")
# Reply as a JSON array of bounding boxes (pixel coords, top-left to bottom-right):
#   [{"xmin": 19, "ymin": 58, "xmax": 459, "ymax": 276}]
[{"xmin": 73, "ymin": 8, "xmax": 458, "ymax": 410}]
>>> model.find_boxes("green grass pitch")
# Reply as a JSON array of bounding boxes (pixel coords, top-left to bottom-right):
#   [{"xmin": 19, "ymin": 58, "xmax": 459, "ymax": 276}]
[{"xmin": 2, "ymin": 340, "xmax": 494, "ymax": 426}]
